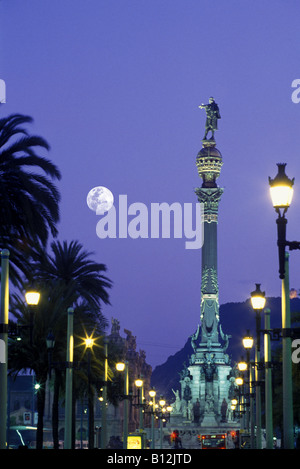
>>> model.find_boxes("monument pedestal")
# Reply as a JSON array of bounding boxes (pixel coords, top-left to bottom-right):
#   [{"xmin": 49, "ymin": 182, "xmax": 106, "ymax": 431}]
[{"xmin": 201, "ymin": 412, "xmax": 218, "ymax": 427}]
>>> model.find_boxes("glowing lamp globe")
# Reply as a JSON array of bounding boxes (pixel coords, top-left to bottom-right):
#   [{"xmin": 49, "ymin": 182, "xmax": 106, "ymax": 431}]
[
  {"xmin": 85, "ymin": 337, "xmax": 94, "ymax": 348},
  {"xmin": 238, "ymin": 361, "xmax": 248, "ymax": 372},
  {"xmin": 250, "ymin": 284, "xmax": 266, "ymax": 311},
  {"xmin": 116, "ymin": 362, "xmax": 125, "ymax": 372},
  {"xmin": 243, "ymin": 335, "xmax": 254, "ymax": 350},
  {"xmin": 25, "ymin": 290, "xmax": 40, "ymax": 306},
  {"xmin": 269, "ymin": 163, "xmax": 294, "ymax": 210},
  {"xmin": 236, "ymin": 377, "xmax": 243, "ymax": 386}
]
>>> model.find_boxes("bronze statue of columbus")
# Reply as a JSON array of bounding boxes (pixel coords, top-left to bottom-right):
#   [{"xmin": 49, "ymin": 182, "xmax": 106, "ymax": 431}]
[{"xmin": 199, "ymin": 97, "xmax": 221, "ymax": 140}]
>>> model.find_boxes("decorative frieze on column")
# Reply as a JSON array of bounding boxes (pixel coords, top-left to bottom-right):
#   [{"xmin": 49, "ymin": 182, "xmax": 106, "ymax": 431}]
[{"xmin": 195, "ymin": 187, "xmax": 223, "ymax": 223}]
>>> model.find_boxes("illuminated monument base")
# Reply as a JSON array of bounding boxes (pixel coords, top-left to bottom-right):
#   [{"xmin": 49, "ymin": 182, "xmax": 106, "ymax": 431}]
[{"xmin": 166, "ymin": 139, "xmax": 240, "ymax": 449}]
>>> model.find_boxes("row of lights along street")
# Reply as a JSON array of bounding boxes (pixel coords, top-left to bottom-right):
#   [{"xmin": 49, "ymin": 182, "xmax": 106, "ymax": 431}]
[{"xmin": 0, "ymin": 162, "xmax": 300, "ymax": 448}]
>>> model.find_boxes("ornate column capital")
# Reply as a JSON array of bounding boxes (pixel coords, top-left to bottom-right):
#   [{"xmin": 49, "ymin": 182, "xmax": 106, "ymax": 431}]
[{"xmin": 194, "ymin": 187, "xmax": 223, "ymax": 222}]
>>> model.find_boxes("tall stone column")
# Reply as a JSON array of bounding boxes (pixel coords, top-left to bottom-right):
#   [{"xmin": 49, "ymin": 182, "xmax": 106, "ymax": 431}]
[
  {"xmin": 187, "ymin": 139, "xmax": 233, "ymax": 428},
  {"xmin": 194, "ymin": 140, "xmax": 225, "ymax": 351},
  {"xmin": 169, "ymin": 104, "xmax": 240, "ymax": 439}
]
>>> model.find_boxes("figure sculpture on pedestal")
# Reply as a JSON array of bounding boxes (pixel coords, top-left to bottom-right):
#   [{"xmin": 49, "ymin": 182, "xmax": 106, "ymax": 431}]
[{"xmin": 199, "ymin": 97, "xmax": 221, "ymax": 140}]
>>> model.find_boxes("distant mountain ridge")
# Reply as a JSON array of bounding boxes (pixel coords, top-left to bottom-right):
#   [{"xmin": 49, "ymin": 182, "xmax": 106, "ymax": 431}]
[{"xmin": 151, "ymin": 297, "xmax": 300, "ymax": 400}]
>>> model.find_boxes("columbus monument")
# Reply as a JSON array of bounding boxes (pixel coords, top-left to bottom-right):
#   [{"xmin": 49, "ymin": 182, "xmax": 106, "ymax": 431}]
[{"xmin": 168, "ymin": 98, "xmax": 239, "ymax": 447}]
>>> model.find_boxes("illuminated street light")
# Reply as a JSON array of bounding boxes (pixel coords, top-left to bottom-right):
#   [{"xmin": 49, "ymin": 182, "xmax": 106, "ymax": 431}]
[
  {"xmin": 242, "ymin": 333, "xmax": 254, "ymax": 350},
  {"xmin": 236, "ymin": 377, "xmax": 243, "ymax": 386},
  {"xmin": 250, "ymin": 284, "xmax": 266, "ymax": 449},
  {"xmin": 25, "ymin": 290, "xmax": 40, "ymax": 306},
  {"xmin": 84, "ymin": 336, "xmax": 94, "ymax": 348},
  {"xmin": 25, "ymin": 287, "xmax": 40, "ymax": 346},
  {"xmin": 135, "ymin": 378, "xmax": 144, "ymax": 432},
  {"xmin": 242, "ymin": 330, "xmax": 254, "ymax": 448},
  {"xmin": 238, "ymin": 361, "xmax": 247, "ymax": 372},
  {"xmin": 116, "ymin": 361, "xmax": 129, "ymax": 449},
  {"xmin": 269, "ymin": 163, "xmax": 298, "ymax": 449},
  {"xmin": 116, "ymin": 362, "xmax": 125, "ymax": 372},
  {"xmin": 64, "ymin": 308, "xmax": 74, "ymax": 449},
  {"xmin": 149, "ymin": 389, "xmax": 156, "ymax": 449},
  {"xmin": 101, "ymin": 337, "xmax": 108, "ymax": 449},
  {"xmin": 269, "ymin": 163, "xmax": 294, "ymax": 213},
  {"xmin": 135, "ymin": 378, "xmax": 143, "ymax": 388},
  {"xmin": 250, "ymin": 284, "xmax": 266, "ymax": 311}
]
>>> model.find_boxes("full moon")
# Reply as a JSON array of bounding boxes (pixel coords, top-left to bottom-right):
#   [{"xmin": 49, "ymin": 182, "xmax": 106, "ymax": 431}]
[{"xmin": 86, "ymin": 186, "xmax": 114, "ymax": 214}]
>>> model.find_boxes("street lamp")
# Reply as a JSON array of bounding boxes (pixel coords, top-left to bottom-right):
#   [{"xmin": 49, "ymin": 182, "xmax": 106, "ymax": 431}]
[
  {"xmin": 264, "ymin": 309, "xmax": 273, "ymax": 449},
  {"xmin": 158, "ymin": 398, "xmax": 166, "ymax": 449},
  {"xmin": 85, "ymin": 336, "xmax": 95, "ymax": 449},
  {"xmin": 250, "ymin": 284, "xmax": 266, "ymax": 311},
  {"xmin": 100, "ymin": 337, "xmax": 108, "ymax": 449},
  {"xmin": 25, "ymin": 288, "xmax": 40, "ymax": 346},
  {"xmin": 269, "ymin": 163, "xmax": 294, "ymax": 209},
  {"xmin": 242, "ymin": 333, "xmax": 254, "ymax": 351},
  {"xmin": 149, "ymin": 389, "xmax": 156, "ymax": 449},
  {"xmin": 134, "ymin": 378, "xmax": 144, "ymax": 432},
  {"xmin": 235, "ymin": 377, "xmax": 243, "ymax": 386},
  {"xmin": 116, "ymin": 361, "xmax": 129, "ymax": 449},
  {"xmin": 237, "ymin": 360, "xmax": 247, "ymax": 372},
  {"xmin": 64, "ymin": 307, "xmax": 74, "ymax": 449},
  {"xmin": 250, "ymin": 283, "xmax": 266, "ymax": 449},
  {"xmin": 268, "ymin": 163, "xmax": 298, "ymax": 279},
  {"xmin": 25, "ymin": 290, "xmax": 40, "ymax": 306},
  {"xmin": 242, "ymin": 331, "xmax": 254, "ymax": 448},
  {"xmin": 269, "ymin": 163, "xmax": 298, "ymax": 449}
]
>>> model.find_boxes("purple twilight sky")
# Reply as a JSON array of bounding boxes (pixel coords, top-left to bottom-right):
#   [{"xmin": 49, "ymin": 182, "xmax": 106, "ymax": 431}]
[{"xmin": 1, "ymin": 0, "xmax": 300, "ymax": 368}]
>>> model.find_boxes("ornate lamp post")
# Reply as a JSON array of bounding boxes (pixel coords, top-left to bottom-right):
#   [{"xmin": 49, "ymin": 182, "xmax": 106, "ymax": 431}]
[
  {"xmin": 269, "ymin": 163, "xmax": 298, "ymax": 449},
  {"xmin": 64, "ymin": 307, "xmax": 74, "ymax": 449},
  {"xmin": 250, "ymin": 283, "xmax": 266, "ymax": 449},
  {"xmin": 264, "ymin": 309, "xmax": 273, "ymax": 449},
  {"xmin": 149, "ymin": 389, "xmax": 156, "ymax": 449},
  {"xmin": 100, "ymin": 337, "xmax": 108, "ymax": 449},
  {"xmin": 25, "ymin": 288, "xmax": 40, "ymax": 346},
  {"xmin": 242, "ymin": 331, "xmax": 254, "ymax": 448},
  {"xmin": 158, "ymin": 398, "xmax": 166, "ymax": 449},
  {"xmin": 134, "ymin": 378, "xmax": 144, "ymax": 432},
  {"xmin": 85, "ymin": 336, "xmax": 95, "ymax": 449},
  {"xmin": 116, "ymin": 361, "xmax": 129, "ymax": 449}
]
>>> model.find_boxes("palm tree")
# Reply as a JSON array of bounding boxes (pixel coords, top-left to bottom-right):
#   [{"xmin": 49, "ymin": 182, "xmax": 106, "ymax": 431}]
[
  {"xmin": 32, "ymin": 240, "xmax": 112, "ymax": 448},
  {"xmin": 0, "ymin": 114, "xmax": 61, "ymax": 284},
  {"xmin": 33, "ymin": 240, "xmax": 111, "ymax": 310}
]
